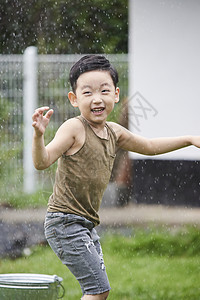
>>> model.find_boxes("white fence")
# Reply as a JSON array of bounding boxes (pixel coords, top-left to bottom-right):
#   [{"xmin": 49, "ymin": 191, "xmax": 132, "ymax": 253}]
[{"xmin": 0, "ymin": 49, "xmax": 128, "ymax": 196}]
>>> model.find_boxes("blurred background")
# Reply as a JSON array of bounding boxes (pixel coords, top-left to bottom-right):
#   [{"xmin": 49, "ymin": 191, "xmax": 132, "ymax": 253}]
[
  {"xmin": 1, "ymin": 0, "xmax": 200, "ymax": 209},
  {"xmin": 1, "ymin": 1, "xmax": 200, "ymax": 299},
  {"xmin": 0, "ymin": 0, "xmax": 129, "ymax": 206}
]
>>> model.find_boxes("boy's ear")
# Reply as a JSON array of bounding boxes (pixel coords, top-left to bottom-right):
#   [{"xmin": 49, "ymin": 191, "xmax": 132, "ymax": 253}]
[
  {"xmin": 68, "ymin": 91, "xmax": 78, "ymax": 107},
  {"xmin": 114, "ymin": 87, "xmax": 120, "ymax": 103}
]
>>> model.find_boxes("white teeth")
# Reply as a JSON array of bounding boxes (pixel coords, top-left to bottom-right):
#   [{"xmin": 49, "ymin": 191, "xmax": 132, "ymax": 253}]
[{"xmin": 92, "ymin": 108, "xmax": 104, "ymax": 112}]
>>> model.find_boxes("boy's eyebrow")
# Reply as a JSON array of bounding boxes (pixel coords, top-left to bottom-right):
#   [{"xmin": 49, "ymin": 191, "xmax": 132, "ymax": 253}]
[
  {"xmin": 81, "ymin": 85, "xmax": 92, "ymax": 90},
  {"xmin": 81, "ymin": 83, "xmax": 112, "ymax": 90},
  {"xmin": 100, "ymin": 83, "xmax": 112, "ymax": 88}
]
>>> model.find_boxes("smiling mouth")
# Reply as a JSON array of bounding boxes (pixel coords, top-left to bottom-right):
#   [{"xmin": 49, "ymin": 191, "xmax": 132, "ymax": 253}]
[{"xmin": 91, "ymin": 108, "xmax": 105, "ymax": 114}]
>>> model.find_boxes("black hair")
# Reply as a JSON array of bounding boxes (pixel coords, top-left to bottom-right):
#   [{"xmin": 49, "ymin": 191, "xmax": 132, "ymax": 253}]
[{"xmin": 69, "ymin": 54, "xmax": 119, "ymax": 93}]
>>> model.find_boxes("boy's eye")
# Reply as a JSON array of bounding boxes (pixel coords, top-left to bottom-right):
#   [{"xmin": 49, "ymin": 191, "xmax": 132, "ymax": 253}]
[
  {"xmin": 83, "ymin": 91, "xmax": 91, "ymax": 95},
  {"xmin": 102, "ymin": 90, "xmax": 110, "ymax": 93}
]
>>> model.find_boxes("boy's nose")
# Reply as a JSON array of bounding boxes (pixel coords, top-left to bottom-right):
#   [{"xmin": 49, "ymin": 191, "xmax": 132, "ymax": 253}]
[{"xmin": 92, "ymin": 96, "xmax": 102, "ymax": 103}]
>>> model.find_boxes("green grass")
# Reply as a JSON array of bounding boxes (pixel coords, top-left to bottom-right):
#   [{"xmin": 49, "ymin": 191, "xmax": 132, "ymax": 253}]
[
  {"xmin": 0, "ymin": 227, "xmax": 200, "ymax": 299},
  {"xmin": 102, "ymin": 227, "xmax": 200, "ymax": 299},
  {"xmin": 0, "ymin": 163, "xmax": 56, "ymax": 209},
  {"xmin": 0, "ymin": 189, "xmax": 52, "ymax": 209}
]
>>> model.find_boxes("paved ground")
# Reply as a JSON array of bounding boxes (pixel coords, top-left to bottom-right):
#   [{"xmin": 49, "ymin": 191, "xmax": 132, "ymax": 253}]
[
  {"xmin": 1, "ymin": 204, "xmax": 200, "ymax": 227},
  {"xmin": 1, "ymin": 204, "xmax": 200, "ymax": 258}
]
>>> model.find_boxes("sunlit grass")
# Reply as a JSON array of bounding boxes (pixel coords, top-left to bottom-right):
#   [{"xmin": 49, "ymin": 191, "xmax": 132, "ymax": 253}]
[{"xmin": 0, "ymin": 227, "xmax": 200, "ymax": 299}]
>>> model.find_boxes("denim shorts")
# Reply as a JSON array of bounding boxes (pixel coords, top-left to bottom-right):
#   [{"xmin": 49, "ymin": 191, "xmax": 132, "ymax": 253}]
[{"xmin": 44, "ymin": 212, "xmax": 111, "ymax": 296}]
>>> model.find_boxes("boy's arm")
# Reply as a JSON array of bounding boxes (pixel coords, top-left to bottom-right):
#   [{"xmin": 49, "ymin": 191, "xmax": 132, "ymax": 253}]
[
  {"xmin": 110, "ymin": 122, "xmax": 200, "ymax": 155},
  {"xmin": 32, "ymin": 107, "xmax": 76, "ymax": 170}
]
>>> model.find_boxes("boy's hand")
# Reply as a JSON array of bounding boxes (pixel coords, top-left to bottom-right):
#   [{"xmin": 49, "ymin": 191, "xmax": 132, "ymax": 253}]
[
  {"xmin": 32, "ymin": 106, "xmax": 54, "ymax": 136},
  {"xmin": 191, "ymin": 136, "xmax": 200, "ymax": 148}
]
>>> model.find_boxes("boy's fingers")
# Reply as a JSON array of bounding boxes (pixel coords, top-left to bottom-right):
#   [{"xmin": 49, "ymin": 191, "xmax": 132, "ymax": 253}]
[
  {"xmin": 32, "ymin": 121, "xmax": 37, "ymax": 127},
  {"xmin": 32, "ymin": 120, "xmax": 40, "ymax": 128},
  {"xmin": 35, "ymin": 106, "xmax": 50, "ymax": 115},
  {"xmin": 45, "ymin": 109, "xmax": 54, "ymax": 119},
  {"xmin": 32, "ymin": 122, "xmax": 40, "ymax": 131},
  {"xmin": 32, "ymin": 112, "xmax": 39, "ymax": 121},
  {"xmin": 32, "ymin": 107, "xmax": 53, "ymax": 120}
]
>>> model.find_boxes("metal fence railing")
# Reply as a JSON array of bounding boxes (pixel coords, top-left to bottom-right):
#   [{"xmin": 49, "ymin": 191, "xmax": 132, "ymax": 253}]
[
  {"xmin": 0, "ymin": 55, "xmax": 24, "ymax": 197},
  {"xmin": 0, "ymin": 50, "xmax": 128, "ymax": 198}
]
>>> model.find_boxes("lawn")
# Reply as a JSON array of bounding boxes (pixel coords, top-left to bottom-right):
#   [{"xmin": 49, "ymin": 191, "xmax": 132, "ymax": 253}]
[{"xmin": 0, "ymin": 227, "xmax": 200, "ymax": 300}]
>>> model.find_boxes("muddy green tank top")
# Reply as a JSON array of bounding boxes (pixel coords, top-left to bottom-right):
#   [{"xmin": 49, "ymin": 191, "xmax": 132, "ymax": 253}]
[{"xmin": 47, "ymin": 116, "xmax": 117, "ymax": 226}]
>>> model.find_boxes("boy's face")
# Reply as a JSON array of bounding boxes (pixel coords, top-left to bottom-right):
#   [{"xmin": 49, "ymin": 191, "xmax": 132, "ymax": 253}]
[{"xmin": 68, "ymin": 70, "xmax": 120, "ymax": 126}]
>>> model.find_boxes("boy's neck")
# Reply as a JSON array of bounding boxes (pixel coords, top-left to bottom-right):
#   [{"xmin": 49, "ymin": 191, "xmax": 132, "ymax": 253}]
[
  {"xmin": 90, "ymin": 123, "xmax": 108, "ymax": 139},
  {"xmin": 81, "ymin": 116, "xmax": 108, "ymax": 139}
]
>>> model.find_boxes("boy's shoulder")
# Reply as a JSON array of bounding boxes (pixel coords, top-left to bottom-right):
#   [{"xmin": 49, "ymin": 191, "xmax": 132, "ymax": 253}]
[
  {"xmin": 62, "ymin": 116, "xmax": 83, "ymax": 128},
  {"xmin": 58, "ymin": 116, "xmax": 84, "ymax": 136},
  {"xmin": 107, "ymin": 121, "xmax": 119, "ymax": 128},
  {"xmin": 107, "ymin": 121, "xmax": 131, "ymax": 141},
  {"xmin": 106, "ymin": 121, "xmax": 123, "ymax": 131},
  {"xmin": 106, "ymin": 121, "xmax": 123, "ymax": 140}
]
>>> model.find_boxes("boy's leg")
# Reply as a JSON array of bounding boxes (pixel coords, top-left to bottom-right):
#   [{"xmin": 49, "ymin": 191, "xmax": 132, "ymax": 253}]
[
  {"xmin": 82, "ymin": 290, "xmax": 109, "ymax": 299},
  {"xmin": 44, "ymin": 213, "xmax": 111, "ymax": 297},
  {"xmin": 80, "ymin": 234, "xmax": 110, "ymax": 299}
]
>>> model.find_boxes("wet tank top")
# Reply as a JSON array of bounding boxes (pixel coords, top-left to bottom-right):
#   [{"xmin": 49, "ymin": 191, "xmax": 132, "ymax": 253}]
[{"xmin": 47, "ymin": 116, "xmax": 117, "ymax": 226}]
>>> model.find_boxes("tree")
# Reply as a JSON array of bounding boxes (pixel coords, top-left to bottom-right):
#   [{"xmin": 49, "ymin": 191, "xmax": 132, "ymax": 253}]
[{"xmin": 0, "ymin": 0, "xmax": 128, "ymax": 54}]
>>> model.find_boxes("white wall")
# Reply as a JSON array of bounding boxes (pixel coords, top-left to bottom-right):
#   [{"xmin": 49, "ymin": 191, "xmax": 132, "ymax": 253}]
[{"xmin": 129, "ymin": 0, "xmax": 200, "ymax": 160}]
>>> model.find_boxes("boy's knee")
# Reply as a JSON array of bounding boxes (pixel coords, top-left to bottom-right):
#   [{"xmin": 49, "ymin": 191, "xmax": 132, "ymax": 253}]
[
  {"xmin": 82, "ymin": 290, "xmax": 110, "ymax": 299},
  {"xmin": 102, "ymin": 290, "xmax": 109, "ymax": 299}
]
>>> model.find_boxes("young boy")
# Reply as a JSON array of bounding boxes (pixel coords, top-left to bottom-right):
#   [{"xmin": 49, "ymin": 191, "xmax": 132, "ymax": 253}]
[{"xmin": 32, "ymin": 55, "xmax": 200, "ymax": 300}]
